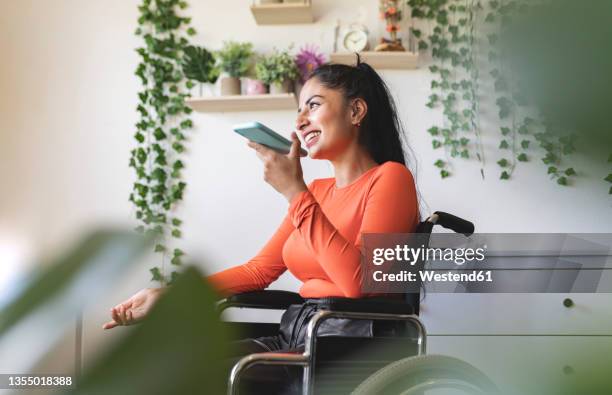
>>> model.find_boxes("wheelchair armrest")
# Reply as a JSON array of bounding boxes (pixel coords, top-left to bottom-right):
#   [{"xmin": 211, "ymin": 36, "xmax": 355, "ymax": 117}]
[
  {"xmin": 218, "ymin": 290, "xmax": 305, "ymax": 312},
  {"xmin": 310, "ymin": 297, "xmax": 415, "ymax": 315}
]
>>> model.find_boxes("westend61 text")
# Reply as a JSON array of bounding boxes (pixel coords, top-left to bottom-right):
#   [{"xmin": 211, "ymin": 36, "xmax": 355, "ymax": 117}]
[{"xmin": 372, "ymin": 270, "xmax": 493, "ymax": 283}]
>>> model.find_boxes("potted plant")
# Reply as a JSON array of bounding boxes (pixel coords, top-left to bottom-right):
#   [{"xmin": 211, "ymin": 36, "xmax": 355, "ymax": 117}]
[
  {"xmin": 241, "ymin": 55, "xmax": 267, "ymax": 95},
  {"xmin": 255, "ymin": 48, "xmax": 299, "ymax": 94},
  {"xmin": 181, "ymin": 45, "xmax": 219, "ymax": 96},
  {"xmin": 216, "ymin": 41, "xmax": 254, "ymax": 95},
  {"xmin": 294, "ymin": 44, "xmax": 326, "ymax": 96}
]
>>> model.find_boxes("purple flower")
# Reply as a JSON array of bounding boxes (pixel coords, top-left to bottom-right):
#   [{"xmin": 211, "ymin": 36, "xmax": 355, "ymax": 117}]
[{"xmin": 294, "ymin": 45, "xmax": 327, "ymax": 83}]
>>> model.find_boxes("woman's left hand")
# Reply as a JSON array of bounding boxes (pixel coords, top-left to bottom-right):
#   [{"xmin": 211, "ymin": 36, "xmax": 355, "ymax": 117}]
[{"xmin": 248, "ymin": 132, "xmax": 307, "ymax": 202}]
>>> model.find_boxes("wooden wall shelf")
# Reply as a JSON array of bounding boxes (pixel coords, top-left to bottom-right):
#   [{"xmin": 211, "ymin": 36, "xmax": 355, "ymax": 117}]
[
  {"xmin": 186, "ymin": 93, "xmax": 297, "ymax": 113},
  {"xmin": 250, "ymin": 2, "xmax": 313, "ymax": 25},
  {"xmin": 330, "ymin": 51, "xmax": 419, "ymax": 70}
]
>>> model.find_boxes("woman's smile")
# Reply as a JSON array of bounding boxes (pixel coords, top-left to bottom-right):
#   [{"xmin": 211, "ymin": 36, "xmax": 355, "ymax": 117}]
[{"xmin": 303, "ymin": 129, "xmax": 321, "ymax": 148}]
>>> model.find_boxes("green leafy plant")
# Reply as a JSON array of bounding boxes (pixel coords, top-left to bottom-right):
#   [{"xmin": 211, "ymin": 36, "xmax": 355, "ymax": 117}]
[
  {"xmin": 408, "ymin": 0, "xmax": 583, "ymax": 187},
  {"xmin": 181, "ymin": 45, "xmax": 219, "ymax": 95},
  {"xmin": 216, "ymin": 41, "xmax": 254, "ymax": 78},
  {"xmin": 131, "ymin": 0, "xmax": 196, "ymax": 285},
  {"xmin": 255, "ymin": 48, "xmax": 299, "ymax": 85}
]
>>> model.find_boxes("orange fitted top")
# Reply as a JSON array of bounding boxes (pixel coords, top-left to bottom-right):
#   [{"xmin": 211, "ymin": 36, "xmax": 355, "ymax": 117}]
[{"xmin": 207, "ymin": 161, "xmax": 419, "ymax": 298}]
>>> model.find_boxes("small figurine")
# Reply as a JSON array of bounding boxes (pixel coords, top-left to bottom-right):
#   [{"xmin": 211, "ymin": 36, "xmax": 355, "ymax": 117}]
[{"xmin": 375, "ymin": 0, "xmax": 405, "ymax": 52}]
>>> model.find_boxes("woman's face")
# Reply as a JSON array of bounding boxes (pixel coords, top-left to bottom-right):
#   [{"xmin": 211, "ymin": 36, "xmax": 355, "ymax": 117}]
[{"xmin": 296, "ymin": 78, "xmax": 356, "ymax": 160}]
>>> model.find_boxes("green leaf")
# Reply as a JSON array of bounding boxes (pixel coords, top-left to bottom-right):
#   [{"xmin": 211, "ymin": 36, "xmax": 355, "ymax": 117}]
[
  {"xmin": 547, "ymin": 166, "xmax": 558, "ymax": 174},
  {"xmin": 149, "ymin": 267, "xmax": 163, "ymax": 282},
  {"xmin": 497, "ymin": 158, "xmax": 509, "ymax": 167},
  {"xmin": 608, "ymin": 154, "xmax": 612, "ymax": 163},
  {"xmin": 434, "ymin": 159, "xmax": 445, "ymax": 168},
  {"xmin": 557, "ymin": 176, "xmax": 568, "ymax": 186},
  {"xmin": 173, "ymin": 248, "xmax": 184, "ymax": 258},
  {"xmin": 154, "ymin": 244, "xmax": 166, "ymax": 253},
  {"xmin": 427, "ymin": 126, "xmax": 440, "ymax": 136},
  {"xmin": 172, "ymin": 142, "xmax": 185, "ymax": 153},
  {"xmin": 172, "ymin": 229, "xmax": 181, "ymax": 238},
  {"xmin": 187, "ymin": 27, "xmax": 196, "ymax": 36},
  {"xmin": 460, "ymin": 137, "xmax": 469, "ymax": 146},
  {"xmin": 171, "ymin": 256, "xmax": 182, "ymax": 266},
  {"xmin": 500, "ymin": 127, "xmax": 511, "ymax": 136},
  {"xmin": 460, "ymin": 149, "xmax": 469, "ymax": 158},
  {"xmin": 499, "ymin": 140, "xmax": 509, "ymax": 149},
  {"xmin": 565, "ymin": 168, "xmax": 576, "ymax": 176},
  {"xmin": 172, "ymin": 218, "xmax": 182, "ymax": 226},
  {"xmin": 517, "ymin": 153, "xmax": 528, "ymax": 162},
  {"xmin": 500, "ymin": 171, "xmax": 510, "ymax": 180},
  {"xmin": 432, "ymin": 140, "xmax": 442, "ymax": 149},
  {"xmin": 605, "ymin": 174, "xmax": 612, "ymax": 183},
  {"xmin": 440, "ymin": 170, "xmax": 450, "ymax": 179},
  {"xmin": 609, "ymin": 186, "xmax": 612, "ymax": 195},
  {"xmin": 134, "ymin": 132, "xmax": 145, "ymax": 143},
  {"xmin": 520, "ymin": 140, "xmax": 530, "ymax": 149}
]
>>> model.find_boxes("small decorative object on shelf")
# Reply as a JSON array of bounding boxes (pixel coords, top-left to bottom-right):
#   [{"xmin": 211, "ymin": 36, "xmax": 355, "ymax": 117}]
[
  {"xmin": 342, "ymin": 23, "xmax": 370, "ymax": 52},
  {"xmin": 244, "ymin": 78, "xmax": 268, "ymax": 95},
  {"xmin": 375, "ymin": 0, "xmax": 405, "ymax": 52},
  {"xmin": 255, "ymin": 47, "xmax": 299, "ymax": 94},
  {"xmin": 217, "ymin": 41, "xmax": 254, "ymax": 96},
  {"xmin": 181, "ymin": 45, "xmax": 219, "ymax": 96}
]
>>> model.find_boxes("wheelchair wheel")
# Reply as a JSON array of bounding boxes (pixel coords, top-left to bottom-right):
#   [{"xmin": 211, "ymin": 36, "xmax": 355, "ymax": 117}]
[{"xmin": 351, "ymin": 355, "xmax": 498, "ymax": 395}]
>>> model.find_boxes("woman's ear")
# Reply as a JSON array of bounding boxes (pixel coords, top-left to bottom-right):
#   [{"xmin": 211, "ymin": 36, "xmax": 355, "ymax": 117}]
[{"xmin": 350, "ymin": 98, "xmax": 368, "ymax": 126}]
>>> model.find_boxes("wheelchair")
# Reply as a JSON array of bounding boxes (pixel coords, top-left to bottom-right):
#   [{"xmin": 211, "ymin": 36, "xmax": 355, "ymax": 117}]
[{"xmin": 219, "ymin": 212, "xmax": 485, "ymax": 395}]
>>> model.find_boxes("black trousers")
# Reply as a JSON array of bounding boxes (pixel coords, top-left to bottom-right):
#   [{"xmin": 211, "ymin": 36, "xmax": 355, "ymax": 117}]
[{"xmin": 224, "ymin": 301, "xmax": 406, "ymax": 395}]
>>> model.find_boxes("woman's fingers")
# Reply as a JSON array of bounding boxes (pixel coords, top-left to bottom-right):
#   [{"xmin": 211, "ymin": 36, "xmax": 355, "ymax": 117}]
[
  {"xmin": 111, "ymin": 307, "xmax": 121, "ymax": 324},
  {"xmin": 102, "ymin": 320, "xmax": 119, "ymax": 330},
  {"xmin": 119, "ymin": 305, "xmax": 128, "ymax": 324}
]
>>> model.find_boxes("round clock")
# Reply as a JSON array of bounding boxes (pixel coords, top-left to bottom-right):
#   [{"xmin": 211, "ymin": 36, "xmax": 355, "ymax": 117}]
[{"xmin": 342, "ymin": 24, "xmax": 370, "ymax": 52}]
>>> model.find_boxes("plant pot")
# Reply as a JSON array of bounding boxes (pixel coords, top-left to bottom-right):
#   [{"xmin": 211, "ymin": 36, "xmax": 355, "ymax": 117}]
[
  {"xmin": 244, "ymin": 78, "xmax": 268, "ymax": 95},
  {"xmin": 270, "ymin": 79, "xmax": 294, "ymax": 94},
  {"xmin": 294, "ymin": 80, "xmax": 304, "ymax": 99},
  {"xmin": 220, "ymin": 77, "xmax": 241, "ymax": 96}
]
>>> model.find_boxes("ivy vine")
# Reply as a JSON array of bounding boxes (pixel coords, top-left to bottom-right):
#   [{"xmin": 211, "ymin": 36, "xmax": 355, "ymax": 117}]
[
  {"xmin": 131, "ymin": 0, "xmax": 196, "ymax": 285},
  {"xmin": 408, "ymin": 0, "xmax": 582, "ymax": 186}
]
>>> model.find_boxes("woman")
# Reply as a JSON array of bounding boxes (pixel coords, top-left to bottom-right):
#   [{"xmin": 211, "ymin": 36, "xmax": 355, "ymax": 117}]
[{"xmin": 103, "ymin": 59, "xmax": 419, "ymax": 390}]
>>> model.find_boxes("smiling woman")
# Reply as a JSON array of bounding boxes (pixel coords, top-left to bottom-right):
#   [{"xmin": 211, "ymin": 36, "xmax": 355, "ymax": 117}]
[{"xmin": 104, "ymin": 58, "xmax": 419, "ymax": 393}]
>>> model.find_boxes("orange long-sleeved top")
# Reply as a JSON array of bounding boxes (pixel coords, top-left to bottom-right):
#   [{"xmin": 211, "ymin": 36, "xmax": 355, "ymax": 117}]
[{"xmin": 207, "ymin": 161, "xmax": 419, "ymax": 299}]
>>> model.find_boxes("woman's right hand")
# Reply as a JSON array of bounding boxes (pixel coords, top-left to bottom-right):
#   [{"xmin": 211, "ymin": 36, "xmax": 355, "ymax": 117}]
[{"xmin": 102, "ymin": 287, "xmax": 165, "ymax": 330}]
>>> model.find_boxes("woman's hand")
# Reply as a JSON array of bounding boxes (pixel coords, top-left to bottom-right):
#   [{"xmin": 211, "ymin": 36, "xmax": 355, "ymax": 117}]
[
  {"xmin": 248, "ymin": 132, "xmax": 307, "ymax": 202},
  {"xmin": 102, "ymin": 287, "xmax": 165, "ymax": 330}
]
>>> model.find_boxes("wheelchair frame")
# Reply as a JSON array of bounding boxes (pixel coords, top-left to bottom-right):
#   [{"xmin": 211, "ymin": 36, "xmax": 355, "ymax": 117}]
[{"xmin": 222, "ymin": 211, "xmax": 474, "ymax": 395}]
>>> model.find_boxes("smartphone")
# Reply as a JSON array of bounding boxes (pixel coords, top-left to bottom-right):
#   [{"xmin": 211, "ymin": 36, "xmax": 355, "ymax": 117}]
[{"xmin": 233, "ymin": 122, "xmax": 307, "ymax": 157}]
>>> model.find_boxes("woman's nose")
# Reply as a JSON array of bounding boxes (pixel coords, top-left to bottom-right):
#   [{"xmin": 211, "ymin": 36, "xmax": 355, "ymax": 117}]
[{"xmin": 296, "ymin": 112, "xmax": 309, "ymax": 131}]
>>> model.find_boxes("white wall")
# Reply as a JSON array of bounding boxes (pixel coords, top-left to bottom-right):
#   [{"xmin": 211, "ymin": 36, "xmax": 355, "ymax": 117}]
[{"xmin": 1, "ymin": 0, "xmax": 611, "ymax": 379}]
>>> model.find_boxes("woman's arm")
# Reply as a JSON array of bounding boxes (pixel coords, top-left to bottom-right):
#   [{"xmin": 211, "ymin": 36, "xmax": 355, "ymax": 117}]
[
  {"xmin": 289, "ymin": 163, "xmax": 418, "ymax": 298},
  {"xmin": 206, "ymin": 215, "xmax": 292, "ymax": 296}
]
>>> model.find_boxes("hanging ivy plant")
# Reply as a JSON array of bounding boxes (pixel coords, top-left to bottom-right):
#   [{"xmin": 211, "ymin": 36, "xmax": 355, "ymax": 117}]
[
  {"xmin": 408, "ymin": 0, "xmax": 583, "ymax": 186},
  {"xmin": 131, "ymin": 0, "xmax": 196, "ymax": 285}
]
